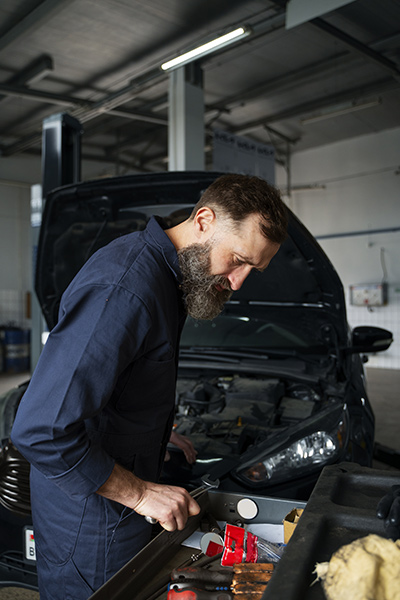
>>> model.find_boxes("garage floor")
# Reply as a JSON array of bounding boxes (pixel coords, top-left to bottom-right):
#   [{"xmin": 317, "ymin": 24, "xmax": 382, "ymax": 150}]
[{"xmin": 0, "ymin": 367, "xmax": 399, "ymax": 599}]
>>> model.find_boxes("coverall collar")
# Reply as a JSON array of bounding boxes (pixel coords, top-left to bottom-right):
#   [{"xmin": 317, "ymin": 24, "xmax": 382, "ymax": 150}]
[{"xmin": 146, "ymin": 216, "xmax": 183, "ymax": 283}]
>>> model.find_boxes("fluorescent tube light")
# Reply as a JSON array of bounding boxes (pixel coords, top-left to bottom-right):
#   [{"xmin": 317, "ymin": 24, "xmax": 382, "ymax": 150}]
[
  {"xmin": 301, "ymin": 99, "xmax": 381, "ymax": 125},
  {"xmin": 161, "ymin": 27, "xmax": 251, "ymax": 71}
]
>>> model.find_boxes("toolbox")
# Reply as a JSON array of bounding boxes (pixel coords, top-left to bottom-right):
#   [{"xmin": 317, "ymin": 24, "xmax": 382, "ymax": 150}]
[
  {"xmin": 263, "ymin": 462, "xmax": 400, "ymax": 599},
  {"xmin": 89, "ymin": 490, "xmax": 306, "ymax": 600},
  {"xmin": 89, "ymin": 462, "xmax": 400, "ymax": 600}
]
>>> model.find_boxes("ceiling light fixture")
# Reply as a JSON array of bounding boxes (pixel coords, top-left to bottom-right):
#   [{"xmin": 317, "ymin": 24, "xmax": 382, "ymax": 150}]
[
  {"xmin": 301, "ymin": 98, "xmax": 381, "ymax": 125},
  {"xmin": 160, "ymin": 27, "xmax": 251, "ymax": 71}
]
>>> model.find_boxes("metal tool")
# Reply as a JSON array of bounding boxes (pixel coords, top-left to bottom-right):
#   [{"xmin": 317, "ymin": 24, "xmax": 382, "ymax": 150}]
[
  {"xmin": 167, "ymin": 582, "xmax": 233, "ymax": 599},
  {"xmin": 145, "ymin": 474, "xmax": 220, "ymax": 525},
  {"xmin": 168, "ymin": 563, "xmax": 274, "ymax": 600}
]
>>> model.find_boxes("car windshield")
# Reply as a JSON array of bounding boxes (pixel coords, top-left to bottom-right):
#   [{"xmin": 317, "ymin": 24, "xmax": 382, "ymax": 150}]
[{"xmin": 180, "ymin": 305, "xmax": 332, "ymax": 354}]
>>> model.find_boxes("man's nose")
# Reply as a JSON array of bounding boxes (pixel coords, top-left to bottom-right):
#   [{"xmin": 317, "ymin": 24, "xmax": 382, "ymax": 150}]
[{"xmin": 227, "ymin": 266, "xmax": 252, "ymax": 291}]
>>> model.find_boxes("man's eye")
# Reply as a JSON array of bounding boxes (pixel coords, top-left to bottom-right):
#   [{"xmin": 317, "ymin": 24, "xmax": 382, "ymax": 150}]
[{"xmin": 234, "ymin": 257, "xmax": 244, "ymax": 265}]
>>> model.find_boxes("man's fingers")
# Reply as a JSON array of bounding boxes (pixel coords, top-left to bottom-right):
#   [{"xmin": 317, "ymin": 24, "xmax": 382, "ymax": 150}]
[
  {"xmin": 159, "ymin": 519, "xmax": 176, "ymax": 532},
  {"xmin": 180, "ymin": 445, "xmax": 196, "ymax": 463},
  {"xmin": 135, "ymin": 483, "xmax": 200, "ymax": 531},
  {"xmin": 184, "ymin": 447, "xmax": 197, "ymax": 464},
  {"xmin": 188, "ymin": 495, "xmax": 201, "ymax": 517},
  {"xmin": 158, "ymin": 507, "xmax": 186, "ymax": 532},
  {"xmin": 155, "ymin": 492, "xmax": 199, "ymax": 531},
  {"xmin": 169, "ymin": 431, "xmax": 198, "ymax": 464}
]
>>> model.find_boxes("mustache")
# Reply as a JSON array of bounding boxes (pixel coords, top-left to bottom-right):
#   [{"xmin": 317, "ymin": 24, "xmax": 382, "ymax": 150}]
[{"xmin": 204, "ymin": 275, "xmax": 232, "ymax": 293}]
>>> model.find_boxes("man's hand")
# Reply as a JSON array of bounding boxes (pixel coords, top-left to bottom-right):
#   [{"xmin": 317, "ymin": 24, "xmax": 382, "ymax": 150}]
[
  {"xmin": 97, "ymin": 463, "xmax": 200, "ymax": 532},
  {"xmin": 167, "ymin": 430, "xmax": 198, "ymax": 464},
  {"xmin": 132, "ymin": 480, "xmax": 200, "ymax": 531}
]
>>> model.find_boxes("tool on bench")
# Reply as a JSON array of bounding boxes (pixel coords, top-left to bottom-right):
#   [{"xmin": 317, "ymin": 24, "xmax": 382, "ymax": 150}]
[
  {"xmin": 167, "ymin": 589, "xmax": 232, "ymax": 600},
  {"xmin": 167, "ymin": 562, "xmax": 274, "ymax": 600}
]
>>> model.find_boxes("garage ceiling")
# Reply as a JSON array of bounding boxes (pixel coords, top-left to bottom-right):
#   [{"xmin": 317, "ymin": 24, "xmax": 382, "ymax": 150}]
[{"xmin": 0, "ymin": 0, "xmax": 399, "ymax": 175}]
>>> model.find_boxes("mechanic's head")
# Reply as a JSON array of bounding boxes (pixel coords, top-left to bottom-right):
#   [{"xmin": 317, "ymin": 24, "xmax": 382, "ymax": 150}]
[
  {"xmin": 176, "ymin": 174, "xmax": 288, "ymax": 321},
  {"xmin": 190, "ymin": 173, "xmax": 288, "ymax": 245}
]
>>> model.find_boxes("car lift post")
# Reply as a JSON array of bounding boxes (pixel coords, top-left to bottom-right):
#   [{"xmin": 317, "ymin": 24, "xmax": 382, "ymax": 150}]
[{"xmin": 30, "ymin": 113, "xmax": 82, "ymax": 371}]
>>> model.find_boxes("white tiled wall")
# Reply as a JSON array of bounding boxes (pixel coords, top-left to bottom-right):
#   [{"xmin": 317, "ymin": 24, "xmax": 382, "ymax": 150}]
[
  {"xmin": 277, "ymin": 126, "xmax": 400, "ymax": 370},
  {"xmin": 0, "ymin": 289, "xmax": 30, "ymax": 329},
  {"xmin": 346, "ymin": 284, "xmax": 400, "ymax": 369}
]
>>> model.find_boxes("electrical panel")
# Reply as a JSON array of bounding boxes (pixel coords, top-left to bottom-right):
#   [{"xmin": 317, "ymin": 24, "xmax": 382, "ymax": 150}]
[{"xmin": 349, "ymin": 282, "xmax": 388, "ymax": 307}]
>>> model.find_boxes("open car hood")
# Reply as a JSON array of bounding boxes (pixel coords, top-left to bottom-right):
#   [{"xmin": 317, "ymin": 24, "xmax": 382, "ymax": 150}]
[{"xmin": 35, "ymin": 171, "xmax": 348, "ymax": 348}]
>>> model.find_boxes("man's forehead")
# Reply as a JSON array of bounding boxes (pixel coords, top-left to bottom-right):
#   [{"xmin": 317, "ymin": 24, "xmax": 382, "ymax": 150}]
[
  {"xmin": 236, "ymin": 246, "xmax": 276, "ymax": 270},
  {"xmin": 233, "ymin": 231, "xmax": 280, "ymax": 268},
  {"xmin": 214, "ymin": 211, "xmax": 279, "ymax": 262}
]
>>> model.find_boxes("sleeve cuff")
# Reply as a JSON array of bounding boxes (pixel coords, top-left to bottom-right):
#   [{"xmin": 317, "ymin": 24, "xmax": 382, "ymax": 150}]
[{"xmin": 47, "ymin": 441, "xmax": 116, "ymax": 501}]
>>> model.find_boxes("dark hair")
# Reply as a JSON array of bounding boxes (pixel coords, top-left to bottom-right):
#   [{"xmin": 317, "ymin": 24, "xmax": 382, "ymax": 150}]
[{"xmin": 191, "ymin": 174, "xmax": 288, "ymax": 244}]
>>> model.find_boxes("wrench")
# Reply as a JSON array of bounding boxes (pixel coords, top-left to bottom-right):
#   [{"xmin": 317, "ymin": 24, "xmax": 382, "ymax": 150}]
[{"xmin": 145, "ymin": 474, "xmax": 220, "ymax": 524}]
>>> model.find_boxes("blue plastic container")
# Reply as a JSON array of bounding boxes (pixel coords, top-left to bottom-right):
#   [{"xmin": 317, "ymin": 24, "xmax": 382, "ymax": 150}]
[{"xmin": 3, "ymin": 328, "xmax": 30, "ymax": 373}]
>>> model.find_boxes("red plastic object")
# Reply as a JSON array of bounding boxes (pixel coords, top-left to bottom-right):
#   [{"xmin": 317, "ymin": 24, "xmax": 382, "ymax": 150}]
[
  {"xmin": 167, "ymin": 589, "xmax": 196, "ymax": 599},
  {"xmin": 246, "ymin": 531, "xmax": 259, "ymax": 563},
  {"xmin": 222, "ymin": 524, "xmax": 260, "ymax": 566},
  {"xmin": 221, "ymin": 524, "xmax": 245, "ymax": 566}
]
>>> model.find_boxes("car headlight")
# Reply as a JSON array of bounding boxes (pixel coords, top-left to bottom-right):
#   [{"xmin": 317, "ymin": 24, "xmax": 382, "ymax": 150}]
[{"xmin": 236, "ymin": 416, "xmax": 347, "ymax": 487}]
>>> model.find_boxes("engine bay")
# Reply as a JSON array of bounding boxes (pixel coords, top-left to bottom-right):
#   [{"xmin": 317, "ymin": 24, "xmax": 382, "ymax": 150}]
[{"xmin": 173, "ymin": 374, "xmax": 326, "ymax": 458}]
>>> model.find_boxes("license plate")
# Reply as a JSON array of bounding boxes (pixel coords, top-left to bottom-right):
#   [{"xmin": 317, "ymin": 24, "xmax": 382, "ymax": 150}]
[{"xmin": 23, "ymin": 526, "xmax": 36, "ymax": 563}]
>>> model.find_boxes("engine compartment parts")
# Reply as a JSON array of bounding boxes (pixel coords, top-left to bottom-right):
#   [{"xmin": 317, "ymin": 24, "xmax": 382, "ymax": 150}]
[{"xmin": 173, "ymin": 374, "xmax": 348, "ymax": 486}]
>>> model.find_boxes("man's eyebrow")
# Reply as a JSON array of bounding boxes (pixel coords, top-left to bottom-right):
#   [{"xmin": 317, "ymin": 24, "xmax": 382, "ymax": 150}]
[{"xmin": 236, "ymin": 253, "xmax": 266, "ymax": 272}]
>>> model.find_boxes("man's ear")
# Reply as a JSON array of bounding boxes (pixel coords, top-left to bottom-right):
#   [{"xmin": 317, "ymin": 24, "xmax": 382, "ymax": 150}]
[{"xmin": 193, "ymin": 206, "xmax": 216, "ymax": 240}]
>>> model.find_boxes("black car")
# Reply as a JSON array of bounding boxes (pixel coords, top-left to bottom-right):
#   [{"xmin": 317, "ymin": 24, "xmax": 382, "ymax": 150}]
[{"xmin": 0, "ymin": 171, "xmax": 392, "ymax": 585}]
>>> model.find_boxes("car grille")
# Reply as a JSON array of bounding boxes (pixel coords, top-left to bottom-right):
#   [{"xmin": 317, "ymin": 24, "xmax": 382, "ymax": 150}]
[{"xmin": 0, "ymin": 442, "xmax": 31, "ymax": 516}]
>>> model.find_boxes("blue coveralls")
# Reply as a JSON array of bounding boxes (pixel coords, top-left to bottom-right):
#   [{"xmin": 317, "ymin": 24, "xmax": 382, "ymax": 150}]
[{"xmin": 11, "ymin": 216, "xmax": 186, "ymax": 599}]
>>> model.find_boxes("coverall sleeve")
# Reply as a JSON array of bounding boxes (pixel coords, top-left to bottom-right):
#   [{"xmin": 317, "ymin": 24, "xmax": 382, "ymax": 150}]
[{"xmin": 11, "ymin": 282, "xmax": 152, "ymax": 501}]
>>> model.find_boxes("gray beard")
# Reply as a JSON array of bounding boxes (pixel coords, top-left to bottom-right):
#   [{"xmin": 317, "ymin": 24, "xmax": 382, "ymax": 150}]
[{"xmin": 178, "ymin": 242, "xmax": 232, "ymax": 320}]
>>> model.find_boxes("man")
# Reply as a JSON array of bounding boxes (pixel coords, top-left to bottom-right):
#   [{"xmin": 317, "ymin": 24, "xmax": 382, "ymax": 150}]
[{"xmin": 11, "ymin": 173, "xmax": 287, "ymax": 599}]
